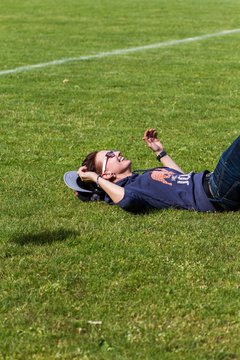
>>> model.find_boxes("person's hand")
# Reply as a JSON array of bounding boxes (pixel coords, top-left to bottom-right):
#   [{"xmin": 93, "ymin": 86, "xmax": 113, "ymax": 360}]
[
  {"xmin": 77, "ymin": 165, "xmax": 97, "ymax": 183},
  {"xmin": 143, "ymin": 128, "xmax": 164, "ymax": 154},
  {"xmin": 102, "ymin": 171, "xmax": 116, "ymax": 181}
]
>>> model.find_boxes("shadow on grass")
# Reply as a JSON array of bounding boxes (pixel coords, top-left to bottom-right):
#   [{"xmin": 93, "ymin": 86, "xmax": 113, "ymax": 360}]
[{"xmin": 11, "ymin": 229, "xmax": 79, "ymax": 246}]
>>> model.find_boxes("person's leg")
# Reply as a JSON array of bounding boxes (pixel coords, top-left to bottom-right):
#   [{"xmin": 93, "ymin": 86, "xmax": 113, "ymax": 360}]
[{"xmin": 209, "ymin": 136, "xmax": 240, "ymax": 210}]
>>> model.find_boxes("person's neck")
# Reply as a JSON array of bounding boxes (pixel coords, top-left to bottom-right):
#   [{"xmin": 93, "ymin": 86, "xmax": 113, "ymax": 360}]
[{"xmin": 114, "ymin": 170, "xmax": 133, "ymax": 183}]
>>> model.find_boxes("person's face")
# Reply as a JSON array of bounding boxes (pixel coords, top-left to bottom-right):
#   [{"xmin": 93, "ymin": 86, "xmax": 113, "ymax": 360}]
[{"xmin": 95, "ymin": 150, "xmax": 131, "ymax": 175}]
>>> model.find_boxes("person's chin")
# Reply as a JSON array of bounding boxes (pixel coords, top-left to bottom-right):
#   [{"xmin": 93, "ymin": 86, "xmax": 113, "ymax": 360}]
[{"xmin": 124, "ymin": 159, "xmax": 132, "ymax": 169}]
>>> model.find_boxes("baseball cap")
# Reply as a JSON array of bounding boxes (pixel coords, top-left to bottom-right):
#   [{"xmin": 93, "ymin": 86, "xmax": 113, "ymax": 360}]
[{"xmin": 63, "ymin": 171, "xmax": 104, "ymax": 202}]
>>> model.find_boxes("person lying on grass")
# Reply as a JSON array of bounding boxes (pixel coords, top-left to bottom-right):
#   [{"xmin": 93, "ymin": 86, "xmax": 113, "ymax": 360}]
[{"xmin": 64, "ymin": 129, "xmax": 240, "ymax": 213}]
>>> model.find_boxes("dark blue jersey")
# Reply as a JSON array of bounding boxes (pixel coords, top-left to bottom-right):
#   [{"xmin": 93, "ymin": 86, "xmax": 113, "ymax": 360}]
[{"xmin": 104, "ymin": 167, "xmax": 216, "ymax": 213}]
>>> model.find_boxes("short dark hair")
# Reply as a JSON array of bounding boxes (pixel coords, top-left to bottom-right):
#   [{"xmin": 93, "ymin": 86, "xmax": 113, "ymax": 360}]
[{"xmin": 82, "ymin": 151, "xmax": 100, "ymax": 173}]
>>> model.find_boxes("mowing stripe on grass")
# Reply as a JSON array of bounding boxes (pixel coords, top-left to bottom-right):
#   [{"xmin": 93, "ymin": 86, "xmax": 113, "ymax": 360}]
[{"xmin": 1, "ymin": 28, "xmax": 240, "ymax": 76}]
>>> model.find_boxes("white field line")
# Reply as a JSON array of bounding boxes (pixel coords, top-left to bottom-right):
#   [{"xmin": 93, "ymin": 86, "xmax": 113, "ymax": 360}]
[{"xmin": 1, "ymin": 29, "xmax": 240, "ymax": 76}]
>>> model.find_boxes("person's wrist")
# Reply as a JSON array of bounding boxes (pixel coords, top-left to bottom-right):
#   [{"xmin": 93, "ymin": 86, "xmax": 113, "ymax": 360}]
[
  {"xmin": 91, "ymin": 173, "xmax": 98, "ymax": 183},
  {"xmin": 154, "ymin": 148, "xmax": 164, "ymax": 155},
  {"xmin": 156, "ymin": 150, "xmax": 167, "ymax": 162},
  {"xmin": 96, "ymin": 174, "xmax": 102, "ymax": 188}
]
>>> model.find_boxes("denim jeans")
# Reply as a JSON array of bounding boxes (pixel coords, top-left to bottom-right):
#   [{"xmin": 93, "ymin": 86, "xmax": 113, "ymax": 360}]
[{"xmin": 209, "ymin": 136, "xmax": 240, "ymax": 211}]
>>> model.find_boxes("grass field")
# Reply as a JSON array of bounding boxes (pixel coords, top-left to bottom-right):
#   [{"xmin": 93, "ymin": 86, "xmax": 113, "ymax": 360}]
[{"xmin": 1, "ymin": 0, "xmax": 240, "ymax": 358}]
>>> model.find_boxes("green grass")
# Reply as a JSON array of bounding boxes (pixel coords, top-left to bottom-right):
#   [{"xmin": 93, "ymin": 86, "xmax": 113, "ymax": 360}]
[{"xmin": 1, "ymin": 0, "xmax": 240, "ymax": 358}]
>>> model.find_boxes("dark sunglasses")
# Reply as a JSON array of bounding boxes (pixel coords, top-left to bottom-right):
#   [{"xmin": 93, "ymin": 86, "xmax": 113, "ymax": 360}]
[{"xmin": 102, "ymin": 150, "xmax": 117, "ymax": 174}]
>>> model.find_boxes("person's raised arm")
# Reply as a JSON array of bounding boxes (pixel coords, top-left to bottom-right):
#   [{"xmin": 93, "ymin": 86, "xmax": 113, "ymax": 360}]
[
  {"xmin": 143, "ymin": 128, "xmax": 184, "ymax": 173},
  {"xmin": 77, "ymin": 166, "xmax": 125, "ymax": 203}
]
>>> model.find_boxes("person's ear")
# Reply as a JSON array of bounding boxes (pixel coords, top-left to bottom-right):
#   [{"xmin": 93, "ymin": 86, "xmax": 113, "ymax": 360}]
[{"xmin": 102, "ymin": 172, "xmax": 116, "ymax": 181}]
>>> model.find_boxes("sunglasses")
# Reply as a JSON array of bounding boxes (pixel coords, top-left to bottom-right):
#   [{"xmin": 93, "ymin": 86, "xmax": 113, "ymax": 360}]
[{"xmin": 102, "ymin": 150, "xmax": 117, "ymax": 174}]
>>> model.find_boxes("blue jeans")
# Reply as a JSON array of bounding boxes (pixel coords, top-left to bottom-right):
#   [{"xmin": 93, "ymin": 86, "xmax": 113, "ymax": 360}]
[{"xmin": 209, "ymin": 136, "xmax": 240, "ymax": 211}]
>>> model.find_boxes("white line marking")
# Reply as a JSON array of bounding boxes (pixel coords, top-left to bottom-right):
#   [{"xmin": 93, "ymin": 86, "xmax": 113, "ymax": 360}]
[{"xmin": 1, "ymin": 29, "xmax": 240, "ymax": 76}]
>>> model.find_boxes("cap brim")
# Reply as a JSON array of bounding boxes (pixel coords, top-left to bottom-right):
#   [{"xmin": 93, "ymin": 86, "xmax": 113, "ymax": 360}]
[{"xmin": 63, "ymin": 171, "xmax": 92, "ymax": 193}]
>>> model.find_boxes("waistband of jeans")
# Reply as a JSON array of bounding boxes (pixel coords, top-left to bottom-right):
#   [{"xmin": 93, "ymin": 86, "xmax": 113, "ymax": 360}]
[
  {"xmin": 202, "ymin": 173, "xmax": 224, "ymax": 211},
  {"xmin": 203, "ymin": 173, "xmax": 213, "ymax": 199}
]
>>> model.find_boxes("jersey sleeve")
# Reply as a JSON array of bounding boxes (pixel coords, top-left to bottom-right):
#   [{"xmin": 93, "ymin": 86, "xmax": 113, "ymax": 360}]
[{"xmin": 117, "ymin": 189, "xmax": 147, "ymax": 213}]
